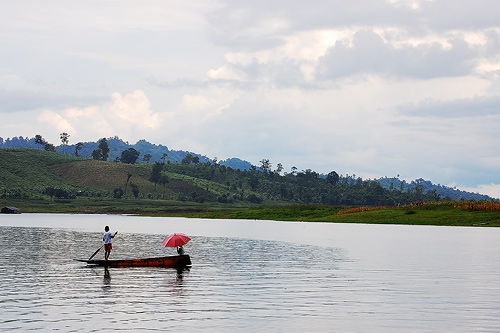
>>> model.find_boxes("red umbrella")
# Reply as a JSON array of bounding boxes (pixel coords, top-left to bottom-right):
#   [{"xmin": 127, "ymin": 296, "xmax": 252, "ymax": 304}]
[{"xmin": 162, "ymin": 233, "xmax": 191, "ymax": 247}]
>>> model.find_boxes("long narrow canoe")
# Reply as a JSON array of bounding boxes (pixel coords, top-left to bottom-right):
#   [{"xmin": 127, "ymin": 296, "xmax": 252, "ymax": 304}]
[{"xmin": 76, "ymin": 254, "xmax": 191, "ymax": 268}]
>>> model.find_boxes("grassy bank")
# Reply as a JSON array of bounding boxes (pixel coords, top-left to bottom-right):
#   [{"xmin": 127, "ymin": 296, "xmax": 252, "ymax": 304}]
[{"xmin": 2, "ymin": 198, "xmax": 500, "ymax": 227}]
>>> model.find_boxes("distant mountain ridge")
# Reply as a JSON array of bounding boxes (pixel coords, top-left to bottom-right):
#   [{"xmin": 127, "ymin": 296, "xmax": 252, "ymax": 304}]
[
  {"xmin": 374, "ymin": 177, "xmax": 492, "ymax": 201},
  {"xmin": 0, "ymin": 135, "xmax": 495, "ymax": 200}
]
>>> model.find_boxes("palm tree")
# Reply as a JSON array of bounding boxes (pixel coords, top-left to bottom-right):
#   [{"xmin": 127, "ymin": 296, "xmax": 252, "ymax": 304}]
[{"xmin": 60, "ymin": 133, "xmax": 70, "ymax": 154}]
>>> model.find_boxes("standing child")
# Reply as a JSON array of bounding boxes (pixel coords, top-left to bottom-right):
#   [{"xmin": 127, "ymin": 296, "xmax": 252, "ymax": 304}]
[{"xmin": 103, "ymin": 226, "xmax": 118, "ymax": 260}]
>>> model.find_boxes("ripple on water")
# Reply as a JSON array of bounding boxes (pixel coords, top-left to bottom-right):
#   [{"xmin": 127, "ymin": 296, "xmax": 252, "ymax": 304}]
[
  {"xmin": 3, "ymin": 223, "xmax": 500, "ymax": 332},
  {"xmin": 0, "ymin": 226, "xmax": 347, "ymax": 331}
]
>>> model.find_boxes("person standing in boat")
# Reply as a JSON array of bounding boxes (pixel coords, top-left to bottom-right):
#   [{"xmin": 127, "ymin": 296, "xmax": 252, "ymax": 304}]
[
  {"xmin": 103, "ymin": 226, "xmax": 118, "ymax": 260},
  {"xmin": 177, "ymin": 245, "xmax": 184, "ymax": 255}
]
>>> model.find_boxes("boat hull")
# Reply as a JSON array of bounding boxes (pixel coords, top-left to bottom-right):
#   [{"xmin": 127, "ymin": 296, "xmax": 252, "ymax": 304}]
[{"xmin": 76, "ymin": 255, "xmax": 191, "ymax": 268}]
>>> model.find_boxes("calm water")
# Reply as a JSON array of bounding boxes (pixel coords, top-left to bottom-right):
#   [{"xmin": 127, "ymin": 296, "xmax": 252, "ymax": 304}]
[{"xmin": 1, "ymin": 214, "xmax": 500, "ymax": 332}]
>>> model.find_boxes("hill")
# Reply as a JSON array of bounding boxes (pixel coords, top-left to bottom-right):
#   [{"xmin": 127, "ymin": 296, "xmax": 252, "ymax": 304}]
[
  {"xmin": 0, "ymin": 136, "xmax": 252, "ymax": 170},
  {"xmin": 0, "ymin": 147, "xmax": 484, "ymax": 207},
  {"xmin": 0, "ymin": 148, "xmax": 240, "ymax": 202},
  {"xmin": 0, "ymin": 148, "xmax": 81, "ymax": 196},
  {"xmin": 375, "ymin": 177, "xmax": 492, "ymax": 201},
  {"xmin": 1, "ymin": 135, "xmax": 496, "ymax": 202}
]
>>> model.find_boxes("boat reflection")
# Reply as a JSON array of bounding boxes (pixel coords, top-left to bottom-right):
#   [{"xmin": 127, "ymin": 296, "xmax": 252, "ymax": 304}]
[{"xmin": 164, "ymin": 267, "xmax": 189, "ymax": 296}]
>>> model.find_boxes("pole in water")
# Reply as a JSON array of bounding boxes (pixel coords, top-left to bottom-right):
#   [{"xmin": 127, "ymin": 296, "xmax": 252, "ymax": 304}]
[{"xmin": 89, "ymin": 245, "xmax": 104, "ymax": 260}]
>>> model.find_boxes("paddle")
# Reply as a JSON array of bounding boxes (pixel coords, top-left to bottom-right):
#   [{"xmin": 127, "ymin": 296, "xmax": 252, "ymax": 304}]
[{"xmin": 88, "ymin": 245, "xmax": 104, "ymax": 260}]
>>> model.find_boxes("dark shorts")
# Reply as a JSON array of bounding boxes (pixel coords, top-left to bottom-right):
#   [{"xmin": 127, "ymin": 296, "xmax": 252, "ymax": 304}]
[{"xmin": 104, "ymin": 243, "xmax": 112, "ymax": 251}]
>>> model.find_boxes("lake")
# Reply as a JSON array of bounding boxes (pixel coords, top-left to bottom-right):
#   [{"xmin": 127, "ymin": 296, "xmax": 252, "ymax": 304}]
[{"xmin": 1, "ymin": 214, "xmax": 500, "ymax": 332}]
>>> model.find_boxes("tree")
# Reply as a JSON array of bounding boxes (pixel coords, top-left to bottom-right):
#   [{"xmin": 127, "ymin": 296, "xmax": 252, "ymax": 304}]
[
  {"xmin": 130, "ymin": 183, "xmax": 139, "ymax": 198},
  {"xmin": 159, "ymin": 174, "xmax": 169, "ymax": 191},
  {"xmin": 113, "ymin": 187, "xmax": 124, "ymax": 199},
  {"xmin": 74, "ymin": 142, "xmax": 83, "ymax": 157},
  {"xmin": 60, "ymin": 132, "xmax": 70, "ymax": 154},
  {"xmin": 161, "ymin": 153, "xmax": 168, "ymax": 163},
  {"xmin": 124, "ymin": 172, "xmax": 133, "ymax": 194},
  {"xmin": 91, "ymin": 149, "xmax": 102, "ymax": 160},
  {"xmin": 149, "ymin": 162, "xmax": 163, "ymax": 191},
  {"xmin": 92, "ymin": 138, "xmax": 109, "ymax": 161},
  {"xmin": 327, "ymin": 171, "xmax": 340, "ymax": 185},
  {"xmin": 45, "ymin": 186, "xmax": 56, "ymax": 200},
  {"xmin": 247, "ymin": 194, "xmax": 262, "ymax": 203},
  {"xmin": 35, "ymin": 135, "xmax": 45, "ymax": 149},
  {"xmin": 248, "ymin": 174, "xmax": 259, "ymax": 190},
  {"xmin": 44, "ymin": 143, "xmax": 55, "ymax": 152},
  {"xmin": 120, "ymin": 148, "xmax": 140, "ymax": 164},
  {"xmin": 182, "ymin": 153, "xmax": 194, "ymax": 164},
  {"xmin": 143, "ymin": 154, "xmax": 152, "ymax": 163},
  {"xmin": 260, "ymin": 159, "xmax": 271, "ymax": 173},
  {"xmin": 275, "ymin": 163, "xmax": 284, "ymax": 174},
  {"xmin": 98, "ymin": 138, "xmax": 110, "ymax": 161}
]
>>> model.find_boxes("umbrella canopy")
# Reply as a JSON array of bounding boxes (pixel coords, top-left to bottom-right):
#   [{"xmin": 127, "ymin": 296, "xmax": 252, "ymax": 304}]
[{"xmin": 162, "ymin": 233, "xmax": 191, "ymax": 247}]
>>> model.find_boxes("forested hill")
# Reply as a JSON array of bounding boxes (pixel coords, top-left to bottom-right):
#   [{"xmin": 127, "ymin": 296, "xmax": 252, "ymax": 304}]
[
  {"xmin": 0, "ymin": 136, "xmax": 252, "ymax": 170},
  {"xmin": 0, "ymin": 136, "xmax": 496, "ymax": 201},
  {"xmin": 0, "ymin": 148, "xmax": 441, "ymax": 205}
]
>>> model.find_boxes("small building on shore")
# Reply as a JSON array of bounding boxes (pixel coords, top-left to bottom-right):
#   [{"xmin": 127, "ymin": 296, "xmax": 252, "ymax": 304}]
[{"xmin": 1, "ymin": 206, "xmax": 20, "ymax": 214}]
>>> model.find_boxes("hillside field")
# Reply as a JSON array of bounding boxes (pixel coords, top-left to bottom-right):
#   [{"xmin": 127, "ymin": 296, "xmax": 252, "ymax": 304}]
[{"xmin": 2, "ymin": 148, "xmax": 500, "ymax": 227}]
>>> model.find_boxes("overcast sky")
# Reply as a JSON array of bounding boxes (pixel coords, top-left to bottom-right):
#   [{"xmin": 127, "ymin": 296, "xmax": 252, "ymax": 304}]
[{"xmin": 1, "ymin": 0, "xmax": 500, "ymax": 197}]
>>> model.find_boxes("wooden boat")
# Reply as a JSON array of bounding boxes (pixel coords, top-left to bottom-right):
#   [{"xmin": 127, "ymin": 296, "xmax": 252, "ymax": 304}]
[{"xmin": 76, "ymin": 254, "xmax": 191, "ymax": 268}]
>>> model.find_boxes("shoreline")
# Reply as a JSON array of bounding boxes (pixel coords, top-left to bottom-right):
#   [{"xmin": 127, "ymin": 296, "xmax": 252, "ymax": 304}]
[{"xmin": 2, "ymin": 198, "xmax": 500, "ymax": 227}]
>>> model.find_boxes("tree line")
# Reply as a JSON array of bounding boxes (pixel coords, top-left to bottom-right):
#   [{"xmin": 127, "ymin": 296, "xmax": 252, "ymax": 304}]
[
  {"xmin": 1, "ymin": 134, "xmax": 492, "ymax": 204},
  {"xmin": 144, "ymin": 158, "xmax": 442, "ymax": 205}
]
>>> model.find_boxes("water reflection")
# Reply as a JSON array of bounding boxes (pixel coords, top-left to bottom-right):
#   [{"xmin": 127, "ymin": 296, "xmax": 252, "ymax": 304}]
[
  {"xmin": 1, "ymin": 225, "xmax": 344, "ymax": 330},
  {"xmin": 163, "ymin": 267, "xmax": 189, "ymax": 296},
  {"xmin": 103, "ymin": 267, "xmax": 111, "ymax": 287}
]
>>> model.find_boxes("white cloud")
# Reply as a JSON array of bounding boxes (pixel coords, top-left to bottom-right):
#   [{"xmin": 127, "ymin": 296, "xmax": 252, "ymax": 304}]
[
  {"xmin": 36, "ymin": 90, "xmax": 163, "ymax": 143},
  {"xmin": 109, "ymin": 91, "xmax": 160, "ymax": 130},
  {"xmin": 38, "ymin": 110, "xmax": 76, "ymax": 134},
  {"xmin": 462, "ymin": 184, "xmax": 500, "ymax": 200}
]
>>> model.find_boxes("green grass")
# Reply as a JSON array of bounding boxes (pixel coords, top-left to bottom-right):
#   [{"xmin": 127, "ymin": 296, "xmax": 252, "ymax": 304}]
[
  {"xmin": 165, "ymin": 172, "xmax": 234, "ymax": 196},
  {"xmin": 52, "ymin": 159, "xmax": 156, "ymax": 193},
  {"xmin": 2, "ymin": 197, "xmax": 500, "ymax": 227},
  {"xmin": 0, "ymin": 148, "xmax": 80, "ymax": 189},
  {"xmin": 0, "ymin": 148, "xmax": 234, "ymax": 200}
]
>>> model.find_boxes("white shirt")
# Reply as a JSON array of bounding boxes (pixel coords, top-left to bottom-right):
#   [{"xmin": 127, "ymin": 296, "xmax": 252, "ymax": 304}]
[{"xmin": 103, "ymin": 232, "xmax": 112, "ymax": 244}]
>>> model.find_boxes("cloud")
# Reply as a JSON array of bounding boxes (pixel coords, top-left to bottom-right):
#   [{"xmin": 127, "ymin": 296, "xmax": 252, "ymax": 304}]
[
  {"xmin": 206, "ymin": 1, "xmax": 500, "ymax": 87},
  {"xmin": 207, "ymin": 0, "xmax": 409, "ymax": 49},
  {"xmin": 209, "ymin": 0, "xmax": 500, "ymax": 40},
  {"xmin": 421, "ymin": 0, "xmax": 500, "ymax": 31},
  {"xmin": 2, "ymin": 0, "xmax": 500, "ymax": 197},
  {"xmin": 38, "ymin": 110, "xmax": 76, "ymax": 134},
  {"xmin": 109, "ymin": 91, "xmax": 160, "ymax": 130},
  {"xmin": 462, "ymin": 184, "xmax": 500, "ymax": 200},
  {"xmin": 0, "ymin": 88, "xmax": 105, "ymax": 113},
  {"xmin": 399, "ymin": 95, "xmax": 500, "ymax": 118},
  {"xmin": 317, "ymin": 30, "xmax": 478, "ymax": 79},
  {"xmin": 37, "ymin": 90, "xmax": 163, "ymax": 143}
]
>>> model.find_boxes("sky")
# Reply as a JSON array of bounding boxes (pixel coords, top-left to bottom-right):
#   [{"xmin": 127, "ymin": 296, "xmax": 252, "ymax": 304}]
[{"xmin": 1, "ymin": 0, "xmax": 500, "ymax": 198}]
